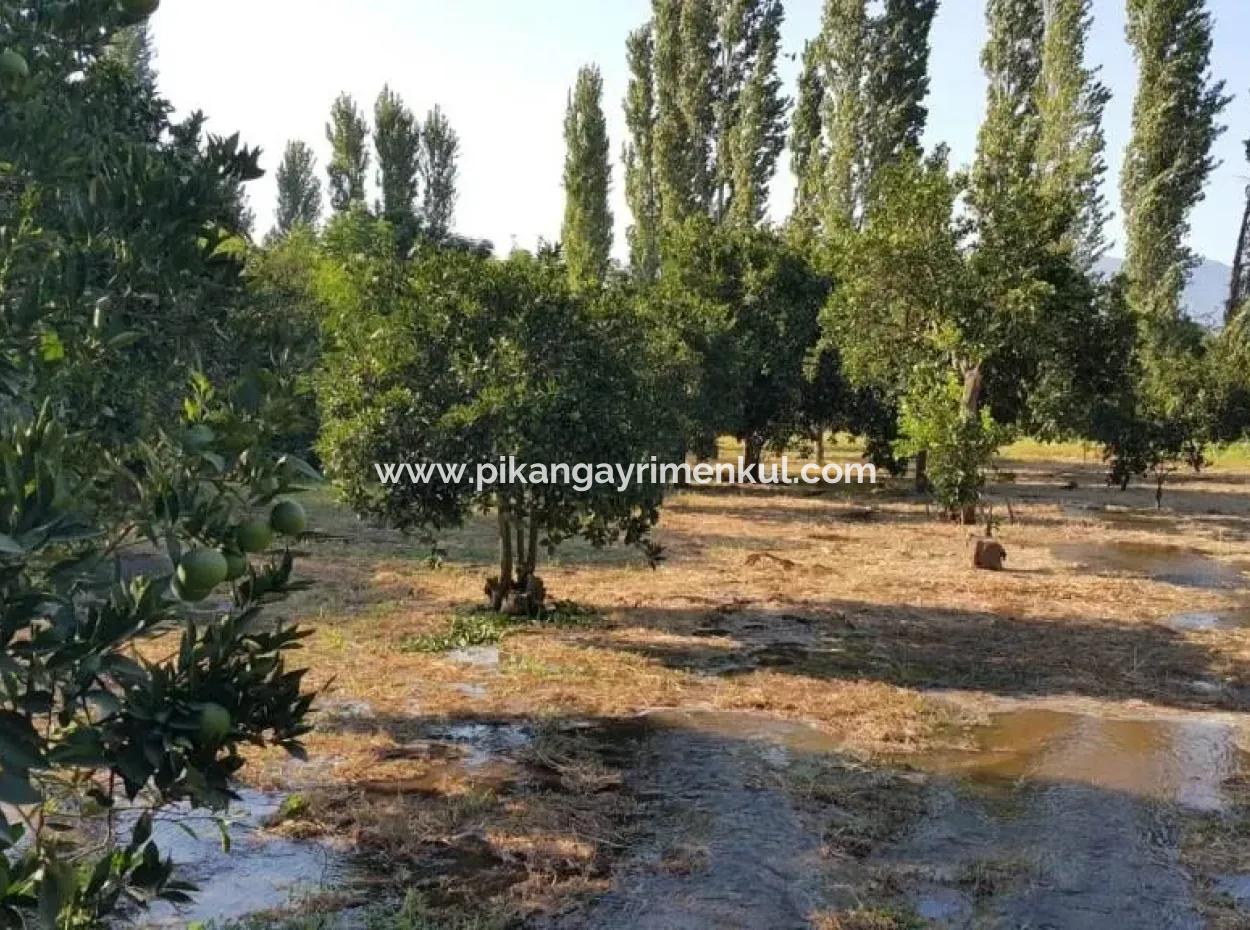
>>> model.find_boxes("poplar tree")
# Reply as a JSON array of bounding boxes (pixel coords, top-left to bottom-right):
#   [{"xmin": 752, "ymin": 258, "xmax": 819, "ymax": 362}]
[
  {"xmin": 1121, "ymin": 0, "xmax": 1228, "ymax": 327},
  {"xmin": 795, "ymin": 0, "xmax": 936, "ymax": 232},
  {"xmin": 862, "ymin": 0, "xmax": 939, "ymax": 196},
  {"xmin": 1225, "ymin": 124, "xmax": 1249, "ymax": 324},
  {"xmin": 1036, "ymin": 0, "xmax": 1111, "ymax": 268},
  {"xmin": 562, "ymin": 65, "xmax": 614, "ymax": 290},
  {"xmin": 373, "ymin": 85, "xmax": 421, "ymax": 241},
  {"xmin": 722, "ymin": 0, "xmax": 787, "ymax": 226},
  {"xmin": 819, "ymin": 0, "xmax": 868, "ymax": 229},
  {"xmin": 677, "ymin": 0, "xmax": 718, "ymax": 214},
  {"xmin": 273, "ymin": 140, "xmax": 322, "ymax": 235},
  {"xmin": 623, "ymin": 25, "xmax": 662, "ymax": 281},
  {"xmin": 325, "ymin": 93, "xmax": 370, "ymax": 213},
  {"xmin": 789, "ymin": 38, "xmax": 825, "ymax": 234},
  {"xmin": 417, "ymin": 105, "xmax": 460, "ymax": 241},
  {"xmin": 968, "ymin": 0, "xmax": 1044, "ymax": 233}
]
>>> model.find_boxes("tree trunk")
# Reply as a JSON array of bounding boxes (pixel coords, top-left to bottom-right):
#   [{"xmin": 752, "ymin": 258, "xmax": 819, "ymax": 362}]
[
  {"xmin": 815, "ymin": 432, "xmax": 825, "ymax": 467},
  {"xmin": 743, "ymin": 435, "xmax": 763, "ymax": 479},
  {"xmin": 494, "ymin": 504, "xmax": 512, "ymax": 612},
  {"xmin": 513, "ymin": 512, "xmax": 525, "ymax": 580},
  {"xmin": 525, "ymin": 515, "xmax": 540, "ymax": 579},
  {"xmin": 1228, "ymin": 184, "xmax": 1250, "ymax": 325},
  {"xmin": 914, "ymin": 449, "xmax": 929, "ymax": 494},
  {"xmin": 958, "ymin": 364, "xmax": 984, "ymax": 525}
]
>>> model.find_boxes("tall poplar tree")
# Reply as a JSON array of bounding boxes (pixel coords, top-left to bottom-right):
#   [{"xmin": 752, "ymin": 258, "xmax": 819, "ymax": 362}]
[
  {"xmin": 790, "ymin": 38, "xmax": 825, "ymax": 234},
  {"xmin": 678, "ymin": 0, "xmax": 718, "ymax": 214},
  {"xmin": 562, "ymin": 65, "xmax": 614, "ymax": 290},
  {"xmin": 325, "ymin": 93, "xmax": 370, "ymax": 213},
  {"xmin": 969, "ymin": 0, "xmax": 1044, "ymax": 233},
  {"xmin": 819, "ymin": 0, "xmax": 868, "ymax": 230},
  {"xmin": 1036, "ymin": 0, "xmax": 1111, "ymax": 268},
  {"xmin": 794, "ymin": 0, "xmax": 936, "ymax": 232},
  {"xmin": 417, "ymin": 105, "xmax": 460, "ymax": 241},
  {"xmin": 862, "ymin": 0, "xmax": 938, "ymax": 197},
  {"xmin": 722, "ymin": 0, "xmax": 787, "ymax": 226},
  {"xmin": 1226, "ymin": 125, "xmax": 1250, "ymax": 324},
  {"xmin": 373, "ymin": 85, "xmax": 421, "ymax": 241},
  {"xmin": 273, "ymin": 140, "xmax": 322, "ymax": 235},
  {"xmin": 1121, "ymin": 0, "xmax": 1228, "ymax": 327},
  {"xmin": 623, "ymin": 25, "xmax": 661, "ymax": 281}
]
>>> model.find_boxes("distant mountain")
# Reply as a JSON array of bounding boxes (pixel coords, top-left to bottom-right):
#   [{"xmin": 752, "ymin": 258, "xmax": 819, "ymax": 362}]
[{"xmin": 1095, "ymin": 256, "xmax": 1232, "ymax": 330}]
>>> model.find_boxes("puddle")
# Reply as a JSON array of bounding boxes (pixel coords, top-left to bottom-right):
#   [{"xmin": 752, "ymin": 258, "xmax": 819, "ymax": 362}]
[
  {"xmin": 1061, "ymin": 504, "xmax": 1182, "ymax": 533},
  {"xmin": 419, "ymin": 721, "xmax": 534, "ymax": 769},
  {"xmin": 1051, "ymin": 541, "xmax": 1245, "ymax": 590},
  {"xmin": 914, "ymin": 886, "xmax": 975, "ymax": 923},
  {"xmin": 1162, "ymin": 607, "xmax": 1250, "ymax": 631},
  {"xmin": 132, "ymin": 789, "xmax": 350, "ymax": 927},
  {"xmin": 642, "ymin": 708, "xmax": 842, "ymax": 756},
  {"xmin": 446, "ymin": 645, "xmax": 500, "ymax": 670},
  {"xmin": 1215, "ymin": 874, "xmax": 1250, "ymax": 904},
  {"xmin": 909, "ymin": 708, "xmax": 1245, "ymax": 812},
  {"xmin": 557, "ymin": 709, "xmax": 829, "ymax": 929}
]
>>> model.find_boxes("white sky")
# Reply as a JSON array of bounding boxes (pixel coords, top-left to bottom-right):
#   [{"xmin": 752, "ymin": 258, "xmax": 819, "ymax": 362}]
[{"xmin": 150, "ymin": 0, "xmax": 1250, "ymax": 263}]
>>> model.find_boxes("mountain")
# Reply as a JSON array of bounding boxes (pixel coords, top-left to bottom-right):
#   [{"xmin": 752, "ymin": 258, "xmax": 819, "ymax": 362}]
[{"xmin": 1095, "ymin": 256, "xmax": 1233, "ymax": 330}]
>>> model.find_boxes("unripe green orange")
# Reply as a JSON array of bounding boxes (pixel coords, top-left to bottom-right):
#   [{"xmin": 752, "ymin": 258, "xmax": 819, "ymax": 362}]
[
  {"xmin": 222, "ymin": 550, "xmax": 248, "ymax": 581},
  {"xmin": 0, "ymin": 50, "xmax": 29, "ymax": 81},
  {"xmin": 198, "ymin": 702, "xmax": 232, "ymax": 743},
  {"xmin": 171, "ymin": 577, "xmax": 211, "ymax": 603},
  {"xmin": 235, "ymin": 519, "xmax": 273, "ymax": 553},
  {"xmin": 269, "ymin": 500, "xmax": 307, "ymax": 537},
  {"xmin": 176, "ymin": 548, "xmax": 228, "ymax": 592}
]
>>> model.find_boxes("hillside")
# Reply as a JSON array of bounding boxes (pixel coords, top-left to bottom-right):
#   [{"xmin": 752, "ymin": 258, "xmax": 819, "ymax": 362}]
[{"xmin": 1096, "ymin": 255, "xmax": 1233, "ymax": 329}]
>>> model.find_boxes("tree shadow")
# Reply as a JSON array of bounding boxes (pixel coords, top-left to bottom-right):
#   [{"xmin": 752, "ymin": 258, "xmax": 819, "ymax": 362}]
[{"xmin": 591, "ymin": 599, "xmax": 1250, "ymax": 714}]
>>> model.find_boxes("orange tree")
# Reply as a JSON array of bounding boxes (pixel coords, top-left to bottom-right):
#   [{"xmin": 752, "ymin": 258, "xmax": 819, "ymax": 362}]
[{"xmin": 1, "ymin": 2, "xmax": 318, "ymax": 923}]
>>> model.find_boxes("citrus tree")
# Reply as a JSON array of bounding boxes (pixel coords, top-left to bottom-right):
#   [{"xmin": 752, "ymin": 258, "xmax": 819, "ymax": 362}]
[
  {"xmin": 317, "ymin": 224, "xmax": 679, "ymax": 614},
  {"xmin": 1, "ymin": 2, "xmax": 319, "ymax": 924}
]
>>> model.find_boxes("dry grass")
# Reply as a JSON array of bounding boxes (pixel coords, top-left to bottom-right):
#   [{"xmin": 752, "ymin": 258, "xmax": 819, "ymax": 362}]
[{"xmin": 227, "ymin": 450, "xmax": 1250, "ymax": 920}]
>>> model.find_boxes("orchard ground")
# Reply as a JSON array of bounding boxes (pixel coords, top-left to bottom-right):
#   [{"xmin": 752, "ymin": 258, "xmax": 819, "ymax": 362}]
[{"xmin": 214, "ymin": 438, "xmax": 1250, "ymax": 929}]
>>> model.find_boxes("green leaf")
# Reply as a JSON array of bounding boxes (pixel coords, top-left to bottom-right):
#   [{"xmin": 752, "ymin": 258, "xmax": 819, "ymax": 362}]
[{"xmin": 0, "ymin": 771, "xmax": 41, "ymax": 805}]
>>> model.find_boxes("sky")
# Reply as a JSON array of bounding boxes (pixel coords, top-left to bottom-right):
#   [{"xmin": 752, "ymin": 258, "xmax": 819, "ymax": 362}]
[{"xmin": 150, "ymin": 0, "xmax": 1250, "ymax": 263}]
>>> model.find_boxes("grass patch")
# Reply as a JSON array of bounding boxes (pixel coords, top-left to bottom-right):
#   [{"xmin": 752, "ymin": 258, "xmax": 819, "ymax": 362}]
[{"xmin": 402, "ymin": 603, "xmax": 599, "ymax": 653}]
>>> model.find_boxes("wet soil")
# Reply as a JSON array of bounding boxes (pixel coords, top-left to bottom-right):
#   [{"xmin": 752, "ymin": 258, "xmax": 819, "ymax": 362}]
[
  {"xmin": 550, "ymin": 709, "xmax": 831, "ymax": 930},
  {"xmin": 1050, "ymin": 540, "xmax": 1245, "ymax": 590},
  {"xmin": 134, "ymin": 789, "xmax": 351, "ymax": 927},
  {"xmin": 880, "ymin": 705, "xmax": 1249, "ymax": 929},
  {"xmin": 551, "ymin": 703, "xmax": 1250, "ymax": 930}
]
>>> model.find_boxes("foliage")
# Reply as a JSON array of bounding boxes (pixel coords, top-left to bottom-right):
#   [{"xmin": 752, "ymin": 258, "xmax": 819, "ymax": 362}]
[
  {"xmin": 0, "ymin": 4, "xmax": 319, "ymax": 925},
  {"xmin": 661, "ymin": 218, "xmax": 830, "ymax": 463},
  {"xmin": 561, "ymin": 65, "xmax": 613, "ymax": 291},
  {"xmin": 791, "ymin": 0, "xmax": 937, "ymax": 233},
  {"xmin": 273, "ymin": 140, "xmax": 322, "ymax": 237},
  {"xmin": 232, "ymin": 229, "xmax": 326, "ymax": 458},
  {"xmin": 1035, "ymin": 0, "xmax": 1111, "ymax": 269},
  {"xmin": 315, "ymin": 231, "xmax": 679, "ymax": 609},
  {"xmin": 404, "ymin": 603, "xmax": 597, "ymax": 653},
  {"xmin": 416, "ymin": 105, "xmax": 459, "ymax": 242},
  {"xmin": 623, "ymin": 25, "xmax": 661, "ymax": 282},
  {"xmin": 1104, "ymin": 0, "xmax": 1231, "ymax": 487},
  {"xmin": 325, "ymin": 93, "xmax": 370, "ymax": 213},
  {"xmin": 374, "ymin": 86, "xmax": 421, "ymax": 251},
  {"xmin": 0, "ymin": 1, "xmax": 262, "ymax": 452},
  {"xmin": 897, "ymin": 367, "xmax": 1007, "ymax": 518}
]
